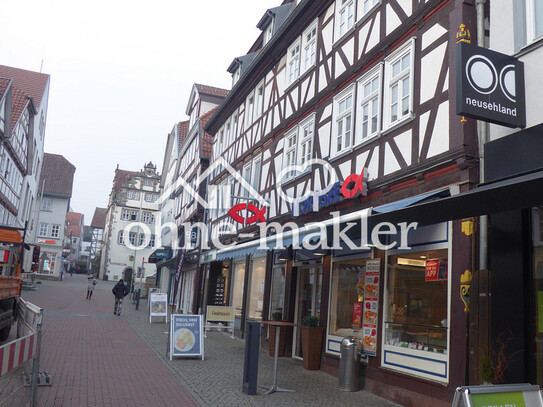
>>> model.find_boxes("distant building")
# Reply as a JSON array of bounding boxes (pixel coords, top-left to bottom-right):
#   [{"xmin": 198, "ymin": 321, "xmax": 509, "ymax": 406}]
[
  {"xmin": 89, "ymin": 207, "xmax": 106, "ymax": 274},
  {"xmin": 100, "ymin": 162, "xmax": 160, "ymax": 285},
  {"xmin": 0, "ymin": 65, "xmax": 50, "ymax": 273},
  {"xmin": 33, "ymin": 153, "xmax": 75, "ymax": 277},
  {"xmin": 66, "ymin": 211, "xmax": 84, "ymax": 272}
]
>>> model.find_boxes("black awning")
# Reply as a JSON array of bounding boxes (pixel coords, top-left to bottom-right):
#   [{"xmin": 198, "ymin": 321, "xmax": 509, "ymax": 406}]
[{"xmin": 370, "ymin": 169, "xmax": 543, "ymax": 227}]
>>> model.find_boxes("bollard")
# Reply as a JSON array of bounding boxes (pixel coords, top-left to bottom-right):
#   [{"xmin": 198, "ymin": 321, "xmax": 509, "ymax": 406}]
[
  {"xmin": 135, "ymin": 289, "xmax": 141, "ymax": 310},
  {"xmin": 242, "ymin": 321, "xmax": 260, "ymax": 395}
]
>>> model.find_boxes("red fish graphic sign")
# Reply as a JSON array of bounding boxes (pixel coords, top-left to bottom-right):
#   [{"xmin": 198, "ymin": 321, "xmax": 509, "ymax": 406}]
[{"xmin": 228, "ymin": 203, "xmax": 266, "ymax": 225}]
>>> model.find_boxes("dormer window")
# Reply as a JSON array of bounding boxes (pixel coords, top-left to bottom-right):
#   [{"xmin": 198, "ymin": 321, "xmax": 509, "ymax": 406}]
[
  {"xmin": 232, "ymin": 67, "xmax": 241, "ymax": 87},
  {"xmin": 264, "ymin": 20, "xmax": 274, "ymax": 45}
]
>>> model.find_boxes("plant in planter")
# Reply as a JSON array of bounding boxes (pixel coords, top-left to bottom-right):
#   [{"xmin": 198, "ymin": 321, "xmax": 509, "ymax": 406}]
[
  {"xmin": 301, "ymin": 315, "xmax": 324, "ymax": 370},
  {"xmin": 268, "ymin": 311, "xmax": 286, "ymax": 357}
]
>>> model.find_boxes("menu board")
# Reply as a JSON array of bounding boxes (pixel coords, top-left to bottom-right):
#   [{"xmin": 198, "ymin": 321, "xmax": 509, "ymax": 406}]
[
  {"xmin": 361, "ymin": 259, "xmax": 381, "ymax": 356},
  {"xmin": 213, "ymin": 275, "xmax": 226, "ymax": 306},
  {"xmin": 170, "ymin": 314, "xmax": 204, "ymax": 360}
]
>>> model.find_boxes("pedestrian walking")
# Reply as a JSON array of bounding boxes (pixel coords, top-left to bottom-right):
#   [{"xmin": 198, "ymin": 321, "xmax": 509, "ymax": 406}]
[
  {"xmin": 87, "ymin": 274, "xmax": 97, "ymax": 299},
  {"xmin": 112, "ymin": 279, "xmax": 129, "ymax": 316}
]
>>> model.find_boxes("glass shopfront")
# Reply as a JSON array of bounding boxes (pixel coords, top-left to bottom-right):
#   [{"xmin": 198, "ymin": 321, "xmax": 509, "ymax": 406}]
[
  {"xmin": 269, "ymin": 266, "xmax": 286, "ymax": 320},
  {"xmin": 531, "ymin": 208, "xmax": 543, "ymax": 387},
  {"xmin": 247, "ymin": 256, "xmax": 266, "ymax": 320},
  {"xmin": 231, "ymin": 260, "xmax": 245, "ymax": 330}
]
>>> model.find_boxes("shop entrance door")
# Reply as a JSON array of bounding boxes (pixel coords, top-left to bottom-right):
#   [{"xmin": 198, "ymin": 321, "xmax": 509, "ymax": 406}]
[{"xmin": 293, "ymin": 265, "xmax": 323, "ymax": 359}]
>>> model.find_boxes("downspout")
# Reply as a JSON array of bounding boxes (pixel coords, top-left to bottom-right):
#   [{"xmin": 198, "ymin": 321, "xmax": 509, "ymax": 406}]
[{"xmin": 476, "ymin": 0, "xmax": 488, "ymax": 271}]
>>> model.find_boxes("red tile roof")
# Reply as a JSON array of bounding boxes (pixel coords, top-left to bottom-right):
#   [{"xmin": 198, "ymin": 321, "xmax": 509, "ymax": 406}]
[
  {"xmin": 194, "ymin": 84, "xmax": 229, "ymax": 98},
  {"xmin": 67, "ymin": 225, "xmax": 82, "ymax": 238},
  {"xmin": 40, "ymin": 153, "xmax": 76, "ymax": 198},
  {"xmin": 10, "ymin": 87, "xmax": 32, "ymax": 133},
  {"xmin": 200, "ymin": 107, "xmax": 219, "ymax": 159},
  {"xmin": 177, "ymin": 121, "xmax": 189, "ymax": 151},
  {"xmin": 0, "ymin": 65, "xmax": 49, "ymax": 108},
  {"xmin": 91, "ymin": 207, "xmax": 107, "ymax": 229},
  {"xmin": 0, "ymin": 78, "xmax": 11, "ymax": 101},
  {"xmin": 66, "ymin": 211, "xmax": 84, "ymax": 226},
  {"xmin": 113, "ymin": 169, "xmax": 136, "ymax": 196}
]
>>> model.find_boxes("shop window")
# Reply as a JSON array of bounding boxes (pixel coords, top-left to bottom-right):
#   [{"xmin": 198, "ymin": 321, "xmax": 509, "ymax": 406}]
[
  {"xmin": 247, "ymin": 257, "xmax": 266, "ymax": 320},
  {"xmin": 384, "ymin": 249, "xmax": 448, "ymax": 354},
  {"xmin": 269, "ymin": 267, "xmax": 286, "ymax": 320},
  {"xmin": 231, "ymin": 261, "xmax": 246, "ymax": 320},
  {"xmin": 329, "ymin": 258, "xmax": 369, "ymax": 342}
]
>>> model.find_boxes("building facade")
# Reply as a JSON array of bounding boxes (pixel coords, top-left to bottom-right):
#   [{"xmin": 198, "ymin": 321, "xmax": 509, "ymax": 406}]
[
  {"xmin": 89, "ymin": 207, "xmax": 107, "ymax": 275},
  {"xmin": 100, "ymin": 163, "xmax": 160, "ymax": 285}
]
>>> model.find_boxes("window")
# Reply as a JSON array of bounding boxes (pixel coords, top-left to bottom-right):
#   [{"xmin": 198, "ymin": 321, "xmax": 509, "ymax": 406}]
[
  {"xmin": 527, "ymin": 0, "xmax": 543, "ymax": 43},
  {"xmin": 264, "ymin": 21, "xmax": 274, "ymax": 45},
  {"xmin": 51, "ymin": 224, "xmax": 60, "ymax": 238},
  {"xmin": 147, "ymin": 234, "xmax": 156, "ymax": 248},
  {"xmin": 142, "ymin": 211, "xmax": 155, "ymax": 223},
  {"xmin": 360, "ymin": 0, "xmax": 379, "ymax": 18},
  {"xmin": 246, "ymin": 94, "xmax": 254, "ymax": 126},
  {"xmin": 384, "ymin": 40, "xmax": 414, "ymax": 129},
  {"xmin": 121, "ymin": 209, "xmax": 130, "ymax": 221},
  {"xmin": 145, "ymin": 193, "xmax": 158, "ymax": 203},
  {"xmin": 143, "ymin": 179, "xmax": 154, "ymax": 187},
  {"xmin": 128, "ymin": 231, "xmax": 136, "ymax": 246},
  {"xmin": 72, "ymin": 237, "xmax": 77, "ymax": 244},
  {"xmin": 357, "ymin": 65, "xmax": 382, "ymax": 143},
  {"xmin": 299, "ymin": 117, "xmax": 314, "ymax": 166},
  {"xmin": 225, "ymin": 122, "xmax": 231, "ymax": 147},
  {"xmin": 231, "ymin": 262, "xmax": 246, "ymax": 318},
  {"xmin": 41, "ymin": 198, "xmax": 52, "ymax": 211},
  {"xmin": 332, "ymin": 85, "xmax": 355, "ymax": 157},
  {"xmin": 232, "ymin": 113, "xmax": 238, "ymax": 142},
  {"xmin": 336, "ymin": 0, "xmax": 355, "ymax": 40},
  {"xmin": 283, "ymin": 129, "xmax": 298, "ymax": 181},
  {"xmin": 138, "ymin": 233, "xmax": 145, "ymax": 247},
  {"xmin": 242, "ymin": 163, "xmax": 252, "ymax": 198},
  {"xmin": 251, "ymin": 157, "xmax": 261, "ymax": 193},
  {"xmin": 302, "ymin": 22, "xmax": 317, "ymax": 72},
  {"xmin": 39, "ymin": 222, "xmax": 48, "ymax": 237},
  {"xmin": 118, "ymin": 231, "xmax": 124, "ymax": 245},
  {"xmin": 130, "ymin": 210, "xmax": 138, "ymax": 221},
  {"xmin": 287, "ymin": 39, "xmax": 301, "ymax": 86},
  {"xmin": 255, "ymin": 84, "xmax": 264, "ymax": 118},
  {"xmin": 126, "ymin": 190, "xmax": 140, "ymax": 200}
]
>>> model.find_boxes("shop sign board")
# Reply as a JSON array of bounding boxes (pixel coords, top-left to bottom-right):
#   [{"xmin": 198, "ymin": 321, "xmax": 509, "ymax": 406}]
[
  {"xmin": 456, "ymin": 42, "xmax": 526, "ymax": 128},
  {"xmin": 361, "ymin": 259, "xmax": 381, "ymax": 356},
  {"xmin": 451, "ymin": 384, "xmax": 542, "ymax": 407},
  {"xmin": 169, "ymin": 314, "xmax": 204, "ymax": 360},
  {"xmin": 149, "ymin": 292, "xmax": 167, "ymax": 323}
]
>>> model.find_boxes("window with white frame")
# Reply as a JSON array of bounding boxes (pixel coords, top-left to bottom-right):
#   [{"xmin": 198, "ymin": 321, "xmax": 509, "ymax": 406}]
[
  {"xmin": 251, "ymin": 156, "xmax": 262, "ymax": 193},
  {"xmin": 126, "ymin": 190, "xmax": 140, "ymax": 200},
  {"xmin": 225, "ymin": 121, "xmax": 231, "ymax": 148},
  {"xmin": 39, "ymin": 222, "xmax": 48, "ymax": 237},
  {"xmin": 143, "ymin": 179, "xmax": 154, "ymax": 187},
  {"xmin": 51, "ymin": 224, "xmax": 60, "ymax": 238},
  {"xmin": 121, "ymin": 209, "xmax": 130, "ymax": 221},
  {"xmin": 41, "ymin": 198, "xmax": 52, "ymax": 211},
  {"xmin": 356, "ymin": 65, "xmax": 382, "ymax": 143},
  {"xmin": 242, "ymin": 163, "xmax": 252, "ymax": 198},
  {"xmin": 145, "ymin": 193, "xmax": 158, "ymax": 203},
  {"xmin": 287, "ymin": 39, "xmax": 301, "ymax": 86},
  {"xmin": 232, "ymin": 113, "xmax": 238, "ymax": 142},
  {"xmin": 299, "ymin": 116, "xmax": 315, "ymax": 166},
  {"xmin": 336, "ymin": 0, "xmax": 355, "ymax": 40},
  {"xmin": 128, "ymin": 231, "xmax": 136, "ymax": 246},
  {"xmin": 360, "ymin": 0, "xmax": 379, "ymax": 18},
  {"xmin": 302, "ymin": 22, "xmax": 317, "ymax": 73},
  {"xmin": 255, "ymin": 84, "xmax": 264, "ymax": 118},
  {"xmin": 246, "ymin": 94, "xmax": 255, "ymax": 126},
  {"xmin": 526, "ymin": 0, "xmax": 543, "ymax": 43},
  {"xmin": 218, "ymin": 128, "xmax": 225, "ymax": 152},
  {"xmin": 130, "ymin": 210, "xmax": 138, "ymax": 221},
  {"xmin": 264, "ymin": 21, "xmax": 274, "ymax": 45},
  {"xmin": 283, "ymin": 129, "xmax": 298, "ymax": 180},
  {"xmin": 384, "ymin": 40, "xmax": 414, "ymax": 129},
  {"xmin": 147, "ymin": 234, "xmax": 156, "ymax": 248},
  {"xmin": 332, "ymin": 85, "xmax": 355, "ymax": 157},
  {"xmin": 118, "ymin": 231, "xmax": 124, "ymax": 245}
]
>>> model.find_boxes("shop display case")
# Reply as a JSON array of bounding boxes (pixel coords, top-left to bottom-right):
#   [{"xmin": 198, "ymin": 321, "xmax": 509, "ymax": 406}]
[{"xmin": 384, "ymin": 322, "xmax": 447, "ymax": 353}]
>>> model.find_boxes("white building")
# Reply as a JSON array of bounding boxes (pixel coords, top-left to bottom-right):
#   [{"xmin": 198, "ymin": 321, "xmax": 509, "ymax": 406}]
[
  {"xmin": 34, "ymin": 153, "xmax": 75, "ymax": 278},
  {"xmin": 100, "ymin": 163, "xmax": 160, "ymax": 286}
]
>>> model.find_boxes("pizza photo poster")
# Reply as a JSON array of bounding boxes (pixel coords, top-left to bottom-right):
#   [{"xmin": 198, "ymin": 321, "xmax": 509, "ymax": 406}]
[
  {"xmin": 170, "ymin": 315, "xmax": 203, "ymax": 359},
  {"xmin": 362, "ymin": 259, "xmax": 381, "ymax": 356}
]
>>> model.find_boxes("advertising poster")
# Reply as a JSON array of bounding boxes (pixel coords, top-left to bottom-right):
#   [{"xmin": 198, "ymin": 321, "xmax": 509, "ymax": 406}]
[
  {"xmin": 471, "ymin": 392, "xmax": 526, "ymax": 407},
  {"xmin": 362, "ymin": 259, "xmax": 380, "ymax": 356},
  {"xmin": 425, "ymin": 259, "xmax": 448, "ymax": 281},
  {"xmin": 352, "ymin": 302, "xmax": 362, "ymax": 327},
  {"xmin": 149, "ymin": 293, "xmax": 168, "ymax": 323},
  {"xmin": 170, "ymin": 315, "xmax": 203, "ymax": 360}
]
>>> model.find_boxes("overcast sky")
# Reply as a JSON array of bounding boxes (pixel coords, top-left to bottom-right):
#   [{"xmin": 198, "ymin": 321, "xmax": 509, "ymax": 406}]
[{"xmin": 0, "ymin": 0, "xmax": 281, "ymax": 223}]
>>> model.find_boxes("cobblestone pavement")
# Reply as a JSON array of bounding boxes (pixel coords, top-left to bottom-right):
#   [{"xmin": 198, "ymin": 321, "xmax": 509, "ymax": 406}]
[{"xmin": 22, "ymin": 274, "xmax": 401, "ymax": 407}]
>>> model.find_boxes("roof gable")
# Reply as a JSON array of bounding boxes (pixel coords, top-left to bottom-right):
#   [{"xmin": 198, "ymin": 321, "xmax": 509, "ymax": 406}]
[
  {"xmin": 40, "ymin": 153, "xmax": 76, "ymax": 198},
  {"xmin": 91, "ymin": 207, "xmax": 107, "ymax": 229},
  {"xmin": 0, "ymin": 65, "xmax": 49, "ymax": 108}
]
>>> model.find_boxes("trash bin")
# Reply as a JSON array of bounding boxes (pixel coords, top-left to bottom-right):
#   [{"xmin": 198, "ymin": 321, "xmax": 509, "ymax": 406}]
[{"xmin": 339, "ymin": 336, "xmax": 361, "ymax": 391}]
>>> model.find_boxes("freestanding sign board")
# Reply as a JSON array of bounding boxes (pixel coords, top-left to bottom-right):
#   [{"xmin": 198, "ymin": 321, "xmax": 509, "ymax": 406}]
[
  {"xmin": 204, "ymin": 306, "xmax": 235, "ymax": 338},
  {"xmin": 456, "ymin": 42, "xmax": 526, "ymax": 128},
  {"xmin": 149, "ymin": 292, "xmax": 167, "ymax": 323},
  {"xmin": 169, "ymin": 314, "xmax": 204, "ymax": 360},
  {"xmin": 451, "ymin": 384, "xmax": 543, "ymax": 407}
]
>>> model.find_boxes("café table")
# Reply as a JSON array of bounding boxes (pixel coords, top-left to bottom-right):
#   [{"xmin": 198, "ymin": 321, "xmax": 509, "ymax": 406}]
[{"xmin": 260, "ymin": 320, "xmax": 298, "ymax": 395}]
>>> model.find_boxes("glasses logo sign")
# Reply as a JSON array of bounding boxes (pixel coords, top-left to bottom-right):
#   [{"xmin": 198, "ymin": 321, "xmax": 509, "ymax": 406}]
[{"xmin": 457, "ymin": 42, "xmax": 525, "ymax": 128}]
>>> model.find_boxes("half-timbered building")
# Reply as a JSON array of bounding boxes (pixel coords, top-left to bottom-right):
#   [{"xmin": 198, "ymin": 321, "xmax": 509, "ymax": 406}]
[{"xmin": 202, "ymin": 0, "xmax": 482, "ymax": 405}]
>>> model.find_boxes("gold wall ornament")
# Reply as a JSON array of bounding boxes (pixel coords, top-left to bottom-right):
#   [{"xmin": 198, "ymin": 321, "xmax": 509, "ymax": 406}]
[{"xmin": 460, "ymin": 269, "xmax": 473, "ymax": 312}]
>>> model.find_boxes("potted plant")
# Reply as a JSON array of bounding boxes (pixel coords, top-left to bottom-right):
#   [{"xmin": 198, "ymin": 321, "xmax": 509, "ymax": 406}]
[
  {"xmin": 268, "ymin": 311, "xmax": 286, "ymax": 357},
  {"xmin": 301, "ymin": 315, "xmax": 324, "ymax": 370}
]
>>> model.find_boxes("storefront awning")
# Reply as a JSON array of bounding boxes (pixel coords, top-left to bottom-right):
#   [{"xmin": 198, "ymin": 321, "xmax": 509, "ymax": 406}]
[
  {"xmin": 372, "ymin": 188, "xmax": 452, "ymax": 213},
  {"xmin": 216, "ymin": 247, "xmax": 268, "ymax": 261},
  {"xmin": 370, "ymin": 169, "xmax": 543, "ymax": 227}
]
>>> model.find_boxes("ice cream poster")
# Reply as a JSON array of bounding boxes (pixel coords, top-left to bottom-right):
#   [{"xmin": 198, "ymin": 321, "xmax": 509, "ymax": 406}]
[{"xmin": 170, "ymin": 315, "xmax": 203, "ymax": 359}]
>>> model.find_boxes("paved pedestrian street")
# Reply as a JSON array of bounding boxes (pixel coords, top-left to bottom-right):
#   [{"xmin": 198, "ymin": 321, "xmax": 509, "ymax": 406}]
[{"xmin": 22, "ymin": 275, "xmax": 401, "ymax": 407}]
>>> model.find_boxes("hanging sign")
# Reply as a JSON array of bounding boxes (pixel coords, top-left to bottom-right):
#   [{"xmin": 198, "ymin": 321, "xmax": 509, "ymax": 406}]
[
  {"xmin": 169, "ymin": 314, "xmax": 204, "ymax": 360},
  {"xmin": 361, "ymin": 258, "xmax": 380, "ymax": 356},
  {"xmin": 456, "ymin": 42, "xmax": 526, "ymax": 128}
]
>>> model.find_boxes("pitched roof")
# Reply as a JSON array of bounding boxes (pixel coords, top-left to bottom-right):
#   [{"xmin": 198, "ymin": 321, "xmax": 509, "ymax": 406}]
[
  {"xmin": 40, "ymin": 153, "xmax": 76, "ymax": 198},
  {"xmin": 90, "ymin": 207, "xmax": 107, "ymax": 229},
  {"xmin": 0, "ymin": 78, "xmax": 11, "ymax": 102},
  {"xmin": 200, "ymin": 107, "xmax": 219, "ymax": 159},
  {"xmin": 194, "ymin": 84, "xmax": 229, "ymax": 98},
  {"xmin": 66, "ymin": 211, "xmax": 84, "ymax": 226},
  {"xmin": 177, "ymin": 121, "xmax": 189, "ymax": 151},
  {"xmin": 0, "ymin": 65, "xmax": 49, "ymax": 108},
  {"xmin": 113, "ymin": 169, "xmax": 136, "ymax": 196},
  {"xmin": 67, "ymin": 225, "xmax": 82, "ymax": 238},
  {"xmin": 10, "ymin": 87, "xmax": 33, "ymax": 133}
]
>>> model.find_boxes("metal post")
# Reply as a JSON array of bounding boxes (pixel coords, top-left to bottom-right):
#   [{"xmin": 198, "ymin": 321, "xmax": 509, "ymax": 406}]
[{"xmin": 30, "ymin": 310, "xmax": 43, "ymax": 407}]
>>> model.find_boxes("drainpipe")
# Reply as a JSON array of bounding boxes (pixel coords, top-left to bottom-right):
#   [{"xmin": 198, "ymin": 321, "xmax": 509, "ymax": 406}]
[{"xmin": 476, "ymin": 0, "xmax": 488, "ymax": 271}]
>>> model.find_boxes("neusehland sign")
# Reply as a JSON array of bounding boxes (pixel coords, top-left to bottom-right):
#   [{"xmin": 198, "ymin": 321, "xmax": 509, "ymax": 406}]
[{"xmin": 456, "ymin": 42, "xmax": 526, "ymax": 128}]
